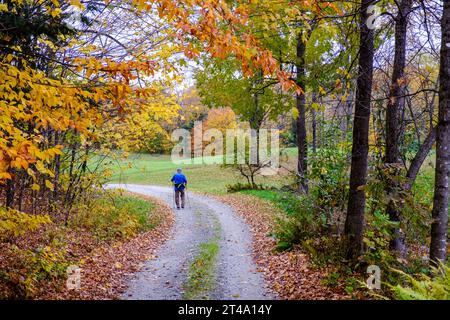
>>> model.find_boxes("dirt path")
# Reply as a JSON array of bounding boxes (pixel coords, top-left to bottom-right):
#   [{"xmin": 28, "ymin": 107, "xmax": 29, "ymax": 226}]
[{"xmin": 107, "ymin": 184, "xmax": 274, "ymax": 300}]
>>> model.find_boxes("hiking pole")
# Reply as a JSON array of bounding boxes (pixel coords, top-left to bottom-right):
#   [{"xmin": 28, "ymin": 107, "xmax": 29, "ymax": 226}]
[
  {"xmin": 172, "ymin": 185, "xmax": 176, "ymax": 209},
  {"xmin": 185, "ymin": 187, "xmax": 192, "ymax": 209}
]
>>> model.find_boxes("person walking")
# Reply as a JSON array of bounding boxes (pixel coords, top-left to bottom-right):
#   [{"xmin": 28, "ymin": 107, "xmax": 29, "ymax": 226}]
[{"xmin": 171, "ymin": 168, "xmax": 187, "ymax": 209}]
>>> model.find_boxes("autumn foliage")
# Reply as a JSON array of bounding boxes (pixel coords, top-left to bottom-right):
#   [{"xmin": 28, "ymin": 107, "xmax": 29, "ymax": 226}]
[
  {"xmin": 0, "ymin": 0, "xmax": 300, "ymax": 298},
  {"xmin": 1, "ymin": 0, "xmax": 449, "ymax": 301}
]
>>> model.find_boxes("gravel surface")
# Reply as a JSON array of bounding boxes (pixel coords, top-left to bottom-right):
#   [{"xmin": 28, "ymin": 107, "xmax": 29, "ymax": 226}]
[{"xmin": 106, "ymin": 184, "xmax": 273, "ymax": 300}]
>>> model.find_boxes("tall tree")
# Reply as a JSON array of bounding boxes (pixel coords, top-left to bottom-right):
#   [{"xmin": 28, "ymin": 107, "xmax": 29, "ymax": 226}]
[
  {"xmin": 429, "ymin": 0, "xmax": 450, "ymax": 265},
  {"xmin": 344, "ymin": 0, "xmax": 375, "ymax": 259},
  {"xmin": 296, "ymin": 23, "xmax": 316, "ymax": 194},
  {"xmin": 385, "ymin": 0, "xmax": 413, "ymax": 255}
]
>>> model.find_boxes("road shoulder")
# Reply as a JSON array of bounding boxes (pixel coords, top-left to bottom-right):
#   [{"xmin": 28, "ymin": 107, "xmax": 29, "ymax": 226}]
[{"xmin": 216, "ymin": 193, "xmax": 348, "ymax": 300}]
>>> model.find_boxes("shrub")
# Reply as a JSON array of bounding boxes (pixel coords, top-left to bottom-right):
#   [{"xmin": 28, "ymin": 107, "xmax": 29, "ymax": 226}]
[
  {"xmin": 362, "ymin": 210, "xmax": 397, "ymax": 265},
  {"xmin": 273, "ymin": 194, "xmax": 319, "ymax": 251},
  {"xmin": 226, "ymin": 182, "xmax": 266, "ymax": 193},
  {"xmin": 0, "ymin": 208, "xmax": 51, "ymax": 243},
  {"xmin": 309, "ymin": 147, "xmax": 349, "ymax": 221},
  {"xmin": 70, "ymin": 191, "xmax": 156, "ymax": 240},
  {"xmin": 242, "ymin": 189, "xmax": 326, "ymax": 251},
  {"xmin": 0, "ymin": 244, "xmax": 68, "ymax": 299}
]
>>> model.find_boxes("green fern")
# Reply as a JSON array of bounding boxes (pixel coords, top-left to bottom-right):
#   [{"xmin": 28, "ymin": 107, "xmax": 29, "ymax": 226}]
[{"xmin": 394, "ymin": 264, "xmax": 450, "ymax": 300}]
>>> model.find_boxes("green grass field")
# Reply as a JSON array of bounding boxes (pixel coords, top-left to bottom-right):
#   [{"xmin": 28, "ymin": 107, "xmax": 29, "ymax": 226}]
[
  {"xmin": 411, "ymin": 154, "xmax": 436, "ymax": 208},
  {"xmin": 103, "ymin": 152, "xmax": 294, "ymax": 195},
  {"xmin": 100, "ymin": 148, "xmax": 436, "ymax": 198}
]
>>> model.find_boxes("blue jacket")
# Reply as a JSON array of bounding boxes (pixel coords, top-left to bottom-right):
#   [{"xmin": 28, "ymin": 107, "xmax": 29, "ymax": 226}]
[{"xmin": 171, "ymin": 173, "xmax": 187, "ymax": 190}]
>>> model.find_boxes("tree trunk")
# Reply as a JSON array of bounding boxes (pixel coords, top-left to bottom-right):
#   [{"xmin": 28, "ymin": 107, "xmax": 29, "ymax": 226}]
[
  {"xmin": 344, "ymin": 0, "xmax": 375, "ymax": 260},
  {"xmin": 386, "ymin": 0, "xmax": 412, "ymax": 163},
  {"xmin": 5, "ymin": 169, "xmax": 15, "ymax": 208},
  {"xmin": 405, "ymin": 126, "xmax": 436, "ymax": 190},
  {"xmin": 385, "ymin": 0, "xmax": 413, "ymax": 255},
  {"xmin": 430, "ymin": 1, "xmax": 450, "ymax": 265}
]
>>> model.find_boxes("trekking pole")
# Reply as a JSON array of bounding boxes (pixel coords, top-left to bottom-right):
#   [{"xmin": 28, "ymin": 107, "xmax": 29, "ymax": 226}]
[{"xmin": 172, "ymin": 185, "xmax": 176, "ymax": 209}]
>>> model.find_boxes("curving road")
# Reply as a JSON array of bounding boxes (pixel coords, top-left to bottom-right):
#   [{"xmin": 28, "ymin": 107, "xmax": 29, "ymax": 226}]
[{"xmin": 106, "ymin": 184, "xmax": 274, "ymax": 300}]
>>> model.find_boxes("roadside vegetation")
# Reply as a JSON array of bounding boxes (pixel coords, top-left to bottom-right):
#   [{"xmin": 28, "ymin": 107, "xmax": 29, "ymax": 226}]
[
  {"xmin": 236, "ymin": 152, "xmax": 444, "ymax": 299},
  {"xmin": 0, "ymin": 190, "xmax": 168, "ymax": 299}
]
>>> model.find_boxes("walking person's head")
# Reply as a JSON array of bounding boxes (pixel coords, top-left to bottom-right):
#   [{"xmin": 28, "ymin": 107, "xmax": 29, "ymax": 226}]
[{"xmin": 177, "ymin": 168, "xmax": 182, "ymax": 174}]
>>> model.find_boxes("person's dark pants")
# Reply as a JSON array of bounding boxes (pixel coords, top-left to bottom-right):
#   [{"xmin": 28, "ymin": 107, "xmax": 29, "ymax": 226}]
[{"xmin": 175, "ymin": 189, "xmax": 185, "ymax": 208}]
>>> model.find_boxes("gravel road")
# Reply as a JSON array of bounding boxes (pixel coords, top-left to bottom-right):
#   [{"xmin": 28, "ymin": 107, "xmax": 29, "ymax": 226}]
[{"xmin": 106, "ymin": 184, "xmax": 274, "ymax": 300}]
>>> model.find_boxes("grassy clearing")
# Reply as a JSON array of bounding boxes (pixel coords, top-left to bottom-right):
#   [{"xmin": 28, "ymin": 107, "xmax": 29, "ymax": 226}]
[
  {"xmin": 103, "ymin": 152, "xmax": 295, "ymax": 195},
  {"xmin": 240, "ymin": 189, "xmax": 302, "ymax": 216},
  {"xmin": 411, "ymin": 154, "xmax": 436, "ymax": 208}
]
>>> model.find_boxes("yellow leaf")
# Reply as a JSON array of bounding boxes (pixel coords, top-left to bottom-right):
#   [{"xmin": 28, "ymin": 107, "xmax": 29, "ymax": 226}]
[
  {"xmin": 311, "ymin": 102, "xmax": 321, "ymax": 110},
  {"xmin": 50, "ymin": 8, "xmax": 62, "ymax": 18},
  {"xmin": 291, "ymin": 107, "xmax": 299, "ymax": 119},
  {"xmin": 319, "ymin": 86, "xmax": 326, "ymax": 95},
  {"xmin": 45, "ymin": 180, "xmax": 54, "ymax": 191},
  {"xmin": 27, "ymin": 168, "xmax": 36, "ymax": 179},
  {"xmin": 0, "ymin": 172, "xmax": 12, "ymax": 180}
]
